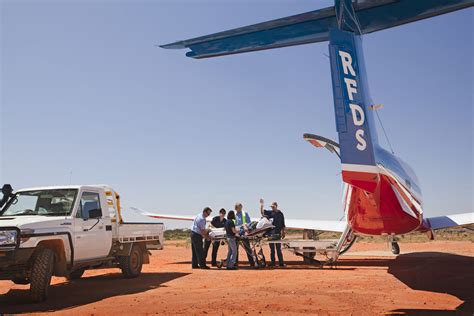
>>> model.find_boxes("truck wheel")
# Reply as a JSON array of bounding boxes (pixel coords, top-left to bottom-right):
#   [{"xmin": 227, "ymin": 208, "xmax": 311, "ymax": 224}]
[
  {"xmin": 12, "ymin": 277, "xmax": 30, "ymax": 285},
  {"xmin": 119, "ymin": 244, "xmax": 143, "ymax": 278},
  {"xmin": 67, "ymin": 268, "xmax": 85, "ymax": 281},
  {"xmin": 30, "ymin": 248, "xmax": 55, "ymax": 302}
]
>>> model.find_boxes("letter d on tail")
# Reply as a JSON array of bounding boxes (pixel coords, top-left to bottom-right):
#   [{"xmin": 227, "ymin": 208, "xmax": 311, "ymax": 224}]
[{"xmin": 349, "ymin": 103, "xmax": 365, "ymax": 126}]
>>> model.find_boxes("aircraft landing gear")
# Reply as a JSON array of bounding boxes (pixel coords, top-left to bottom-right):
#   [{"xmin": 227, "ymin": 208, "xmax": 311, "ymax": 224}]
[
  {"xmin": 303, "ymin": 229, "xmax": 317, "ymax": 264},
  {"xmin": 328, "ymin": 225, "xmax": 354, "ymax": 262},
  {"xmin": 388, "ymin": 235, "xmax": 400, "ymax": 255},
  {"xmin": 390, "ymin": 241, "xmax": 400, "ymax": 255}
]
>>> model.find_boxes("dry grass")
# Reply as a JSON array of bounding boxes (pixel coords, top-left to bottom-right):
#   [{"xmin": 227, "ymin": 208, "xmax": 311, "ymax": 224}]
[{"xmin": 165, "ymin": 227, "xmax": 474, "ymax": 242}]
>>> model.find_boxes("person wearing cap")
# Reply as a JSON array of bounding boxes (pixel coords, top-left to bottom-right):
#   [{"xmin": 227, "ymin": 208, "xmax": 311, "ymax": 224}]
[
  {"xmin": 260, "ymin": 199, "xmax": 286, "ymax": 267},
  {"xmin": 234, "ymin": 202, "xmax": 256, "ymax": 267},
  {"xmin": 203, "ymin": 208, "xmax": 227, "ymax": 266},
  {"xmin": 190, "ymin": 207, "xmax": 212, "ymax": 269}
]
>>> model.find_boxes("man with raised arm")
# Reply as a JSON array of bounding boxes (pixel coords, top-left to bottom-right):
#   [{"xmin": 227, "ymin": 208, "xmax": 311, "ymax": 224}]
[{"xmin": 260, "ymin": 198, "xmax": 286, "ymax": 267}]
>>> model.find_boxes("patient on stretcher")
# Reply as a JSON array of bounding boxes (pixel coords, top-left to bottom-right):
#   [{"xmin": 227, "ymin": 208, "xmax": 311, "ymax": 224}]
[{"xmin": 208, "ymin": 217, "xmax": 274, "ymax": 239}]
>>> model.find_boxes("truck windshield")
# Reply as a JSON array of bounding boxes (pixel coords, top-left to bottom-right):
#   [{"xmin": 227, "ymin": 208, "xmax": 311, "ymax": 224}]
[{"xmin": 0, "ymin": 189, "xmax": 78, "ymax": 217}]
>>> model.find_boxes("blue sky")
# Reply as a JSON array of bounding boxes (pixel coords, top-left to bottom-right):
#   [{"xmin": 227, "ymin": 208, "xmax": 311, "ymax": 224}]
[{"xmin": 1, "ymin": 1, "xmax": 472, "ymax": 227}]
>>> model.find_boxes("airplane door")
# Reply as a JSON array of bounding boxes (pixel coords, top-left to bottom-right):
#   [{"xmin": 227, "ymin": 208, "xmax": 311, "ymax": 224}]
[{"xmin": 73, "ymin": 191, "xmax": 112, "ymax": 261}]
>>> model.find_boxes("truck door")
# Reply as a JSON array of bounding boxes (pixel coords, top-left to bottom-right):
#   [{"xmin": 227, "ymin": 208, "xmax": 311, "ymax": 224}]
[{"xmin": 73, "ymin": 191, "xmax": 113, "ymax": 261}]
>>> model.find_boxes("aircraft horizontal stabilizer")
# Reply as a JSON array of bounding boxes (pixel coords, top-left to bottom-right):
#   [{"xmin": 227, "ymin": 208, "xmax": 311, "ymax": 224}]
[
  {"xmin": 160, "ymin": 0, "xmax": 473, "ymax": 59},
  {"xmin": 425, "ymin": 212, "xmax": 474, "ymax": 230},
  {"xmin": 304, "ymin": 133, "xmax": 340, "ymax": 158}
]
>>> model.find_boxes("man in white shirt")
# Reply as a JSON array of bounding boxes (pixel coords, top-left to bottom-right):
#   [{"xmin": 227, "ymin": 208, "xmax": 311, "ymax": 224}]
[{"xmin": 190, "ymin": 207, "xmax": 212, "ymax": 269}]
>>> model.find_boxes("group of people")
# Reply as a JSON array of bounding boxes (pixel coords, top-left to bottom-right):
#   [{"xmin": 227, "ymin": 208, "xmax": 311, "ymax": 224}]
[{"xmin": 190, "ymin": 199, "xmax": 286, "ymax": 270}]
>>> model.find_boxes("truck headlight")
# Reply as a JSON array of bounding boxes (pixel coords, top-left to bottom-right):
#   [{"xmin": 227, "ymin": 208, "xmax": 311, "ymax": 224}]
[{"xmin": 0, "ymin": 230, "xmax": 18, "ymax": 246}]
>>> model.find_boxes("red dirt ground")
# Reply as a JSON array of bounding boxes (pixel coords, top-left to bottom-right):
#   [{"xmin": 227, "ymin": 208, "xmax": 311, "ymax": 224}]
[{"xmin": 0, "ymin": 240, "xmax": 473, "ymax": 315}]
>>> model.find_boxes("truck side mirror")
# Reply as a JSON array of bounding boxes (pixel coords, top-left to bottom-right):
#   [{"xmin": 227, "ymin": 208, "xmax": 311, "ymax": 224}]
[
  {"xmin": 88, "ymin": 208, "xmax": 102, "ymax": 219},
  {"xmin": 0, "ymin": 184, "xmax": 14, "ymax": 209}
]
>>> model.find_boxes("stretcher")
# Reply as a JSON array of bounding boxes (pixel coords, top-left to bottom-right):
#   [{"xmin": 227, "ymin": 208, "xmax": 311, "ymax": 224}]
[
  {"xmin": 209, "ymin": 219, "xmax": 348, "ymax": 268},
  {"xmin": 209, "ymin": 221, "xmax": 275, "ymax": 269}
]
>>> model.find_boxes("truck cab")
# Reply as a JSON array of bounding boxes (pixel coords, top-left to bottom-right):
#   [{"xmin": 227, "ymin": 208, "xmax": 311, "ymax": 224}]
[{"xmin": 0, "ymin": 184, "xmax": 164, "ymax": 302}]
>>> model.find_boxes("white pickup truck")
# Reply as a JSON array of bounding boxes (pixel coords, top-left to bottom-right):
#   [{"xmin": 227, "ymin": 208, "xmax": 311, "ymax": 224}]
[{"xmin": 0, "ymin": 184, "xmax": 164, "ymax": 302}]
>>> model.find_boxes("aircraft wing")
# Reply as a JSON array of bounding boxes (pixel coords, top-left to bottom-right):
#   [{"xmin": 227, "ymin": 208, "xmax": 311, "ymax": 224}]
[
  {"xmin": 161, "ymin": 0, "xmax": 473, "ymax": 59},
  {"xmin": 142, "ymin": 212, "xmax": 217, "ymax": 223},
  {"xmin": 425, "ymin": 212, "xmax": 474, "ymax": 230},
  {"xmin": 142, "ymin": 211, "xmax": 346, "ymax": 232},
  {"xmin": 284, "ymin": 219, "xmax": 346, "ymax": 232},
  {"xmin": 144, "ymin": 213, "xmax": 197, "ymax": 221}
]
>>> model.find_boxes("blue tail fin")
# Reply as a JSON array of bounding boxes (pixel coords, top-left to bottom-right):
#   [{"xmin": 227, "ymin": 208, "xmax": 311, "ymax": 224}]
[{"xmin": 329, "ymin": 28, "xmax": 380, "ymax": 190}]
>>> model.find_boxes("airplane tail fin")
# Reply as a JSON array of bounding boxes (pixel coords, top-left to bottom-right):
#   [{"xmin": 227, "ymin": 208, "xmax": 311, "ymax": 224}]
[{"xmin": 328, "ymin": 28, "xmax": 379, "ymax": 192}]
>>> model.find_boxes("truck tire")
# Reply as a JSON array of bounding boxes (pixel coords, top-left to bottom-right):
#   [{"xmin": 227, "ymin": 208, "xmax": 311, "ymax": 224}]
[
  {"xmin": 67, "ymin": 268, "xmax": 85, "ymax": 281},
  {"xmin": 30, "ymin": 248, "xmax": 55, "ymax": 302},
  {"xmin": 119, "ymin": 244, "xmax": 143, "ymax": 278},
  {"xmin": 12, "ymin": 277, "xmax": 30, "ymax": 285}
]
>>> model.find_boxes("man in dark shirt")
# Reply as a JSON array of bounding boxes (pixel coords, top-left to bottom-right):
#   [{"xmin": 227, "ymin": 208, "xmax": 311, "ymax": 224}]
[
  {"xmin": 204, "ymin": 208, "xmax": 227, "ymax": 266},
  {"xmin": 260, "ymin": 199, "xmax": 286, "ymax": 267}
]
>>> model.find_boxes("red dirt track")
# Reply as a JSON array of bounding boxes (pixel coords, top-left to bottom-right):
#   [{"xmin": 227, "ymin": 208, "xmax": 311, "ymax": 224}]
[{"xmin": 1, "ymin": 241, "xmax": 473, "ymax": 315}]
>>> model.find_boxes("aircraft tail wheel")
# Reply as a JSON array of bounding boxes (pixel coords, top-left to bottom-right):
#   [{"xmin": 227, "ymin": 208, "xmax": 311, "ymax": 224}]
[{"xmin": 390, "ymin": 241, "xmax": 400, "ymax": 255}]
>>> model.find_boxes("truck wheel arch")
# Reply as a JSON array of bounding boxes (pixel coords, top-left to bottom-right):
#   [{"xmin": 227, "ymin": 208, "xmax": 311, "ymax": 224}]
[{"xmin": 36, "ymin": 240, "xmax": 68, "ymax": 276}]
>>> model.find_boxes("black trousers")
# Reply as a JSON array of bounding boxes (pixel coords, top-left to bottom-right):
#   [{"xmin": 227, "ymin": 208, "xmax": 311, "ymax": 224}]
[
  {"xmin": 191, "ymin": 231, "xmax": 206, "ymax": 268},
  {"xmin": 270, "ymin": 242, "xmax": 284, "ymax": 265},
  {"xmin": 203, "ymin": 239, "xmax": 220, "ymax": 265},
  {"xmin": 236, "ymin": 238, "xmax": 255, "ymax": 266}
]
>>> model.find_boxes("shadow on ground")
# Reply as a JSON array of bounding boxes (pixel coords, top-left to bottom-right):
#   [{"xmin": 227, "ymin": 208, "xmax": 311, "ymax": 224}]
[
  {"xmin": 170, "ymin": 259, "xmax": 355, "ymax": 270},
  {"xmin": 336, "ymin": 252, "xmax": 473, "ymax": 314},
  {"xmin": 384, "ymin": 252, "xmax": 474, "ymax": 315},
  {"xmin": 0, "ymin": 272, "xmax": 189, "ymax": 314}
]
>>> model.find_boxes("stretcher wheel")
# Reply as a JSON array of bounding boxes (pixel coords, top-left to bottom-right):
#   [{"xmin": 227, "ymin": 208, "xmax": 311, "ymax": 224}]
[{"xmin": 256, "ymin": 249, "xmax": 266, "ymax": 268}]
